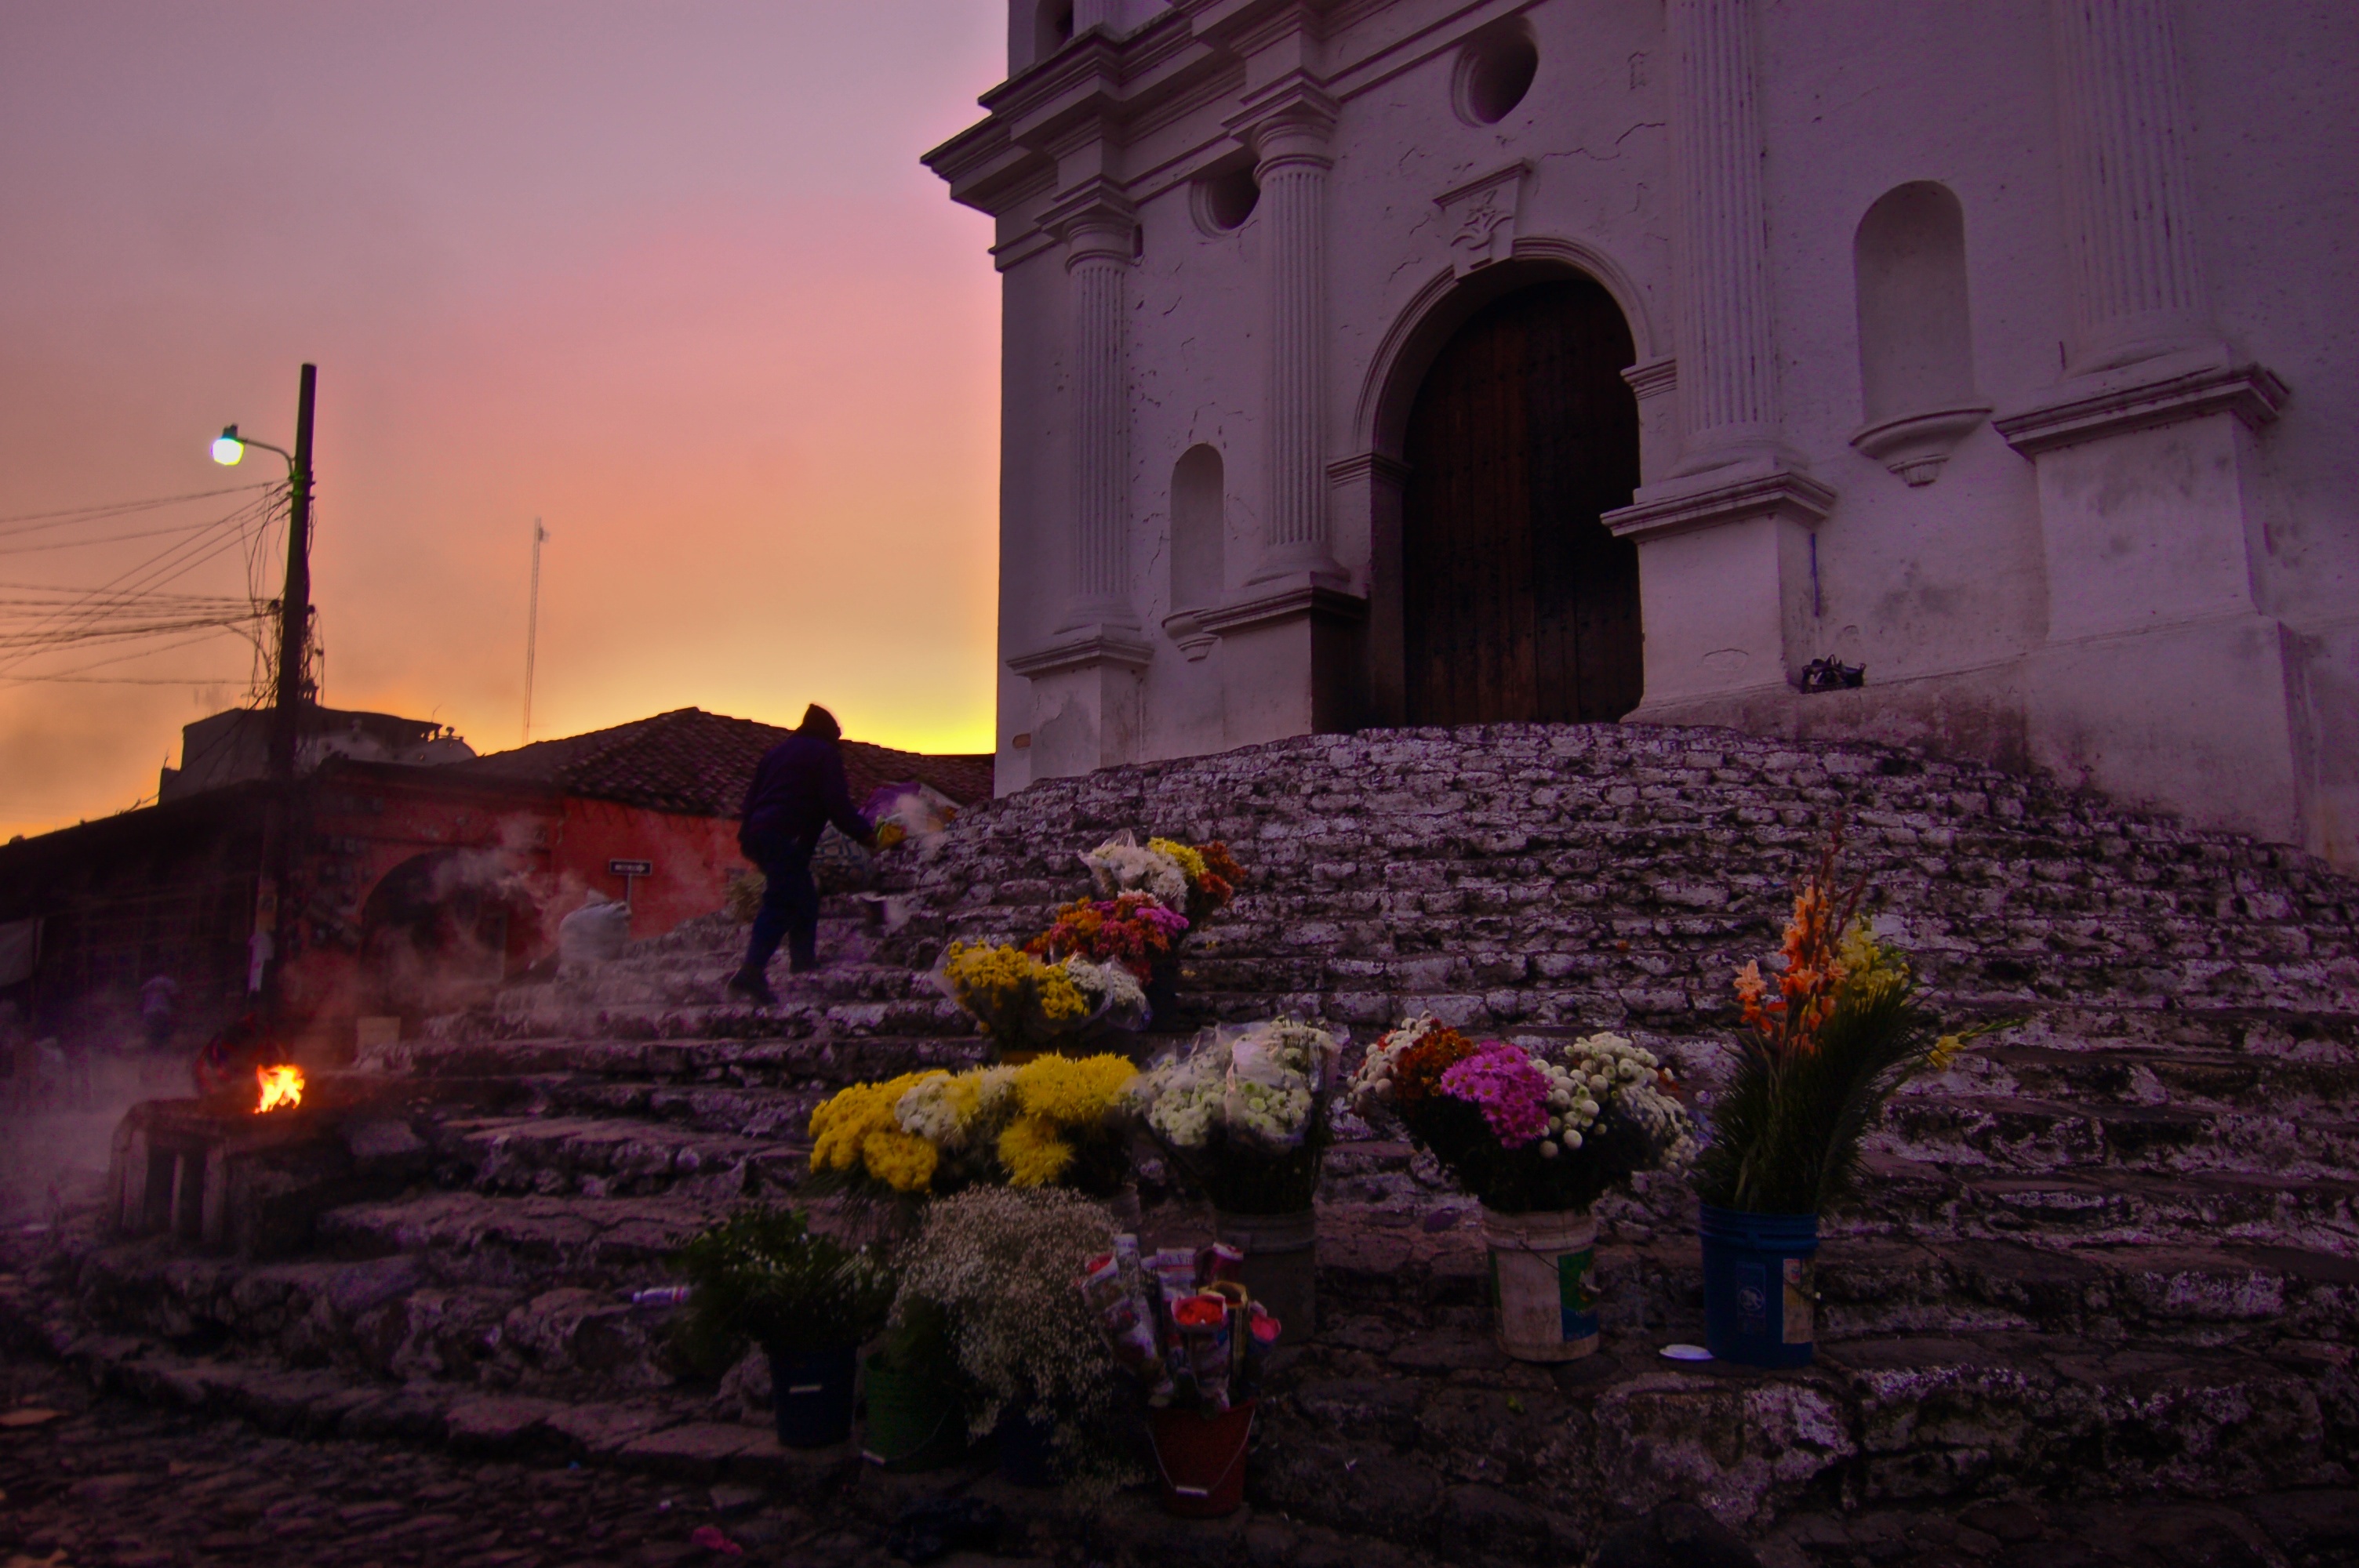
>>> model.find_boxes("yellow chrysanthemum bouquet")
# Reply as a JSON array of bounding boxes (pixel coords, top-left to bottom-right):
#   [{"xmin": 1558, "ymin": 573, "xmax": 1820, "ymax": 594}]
[
  {"xmin": 809, "ymin": 1052, "xmax": 1140, "ymax": 1200},
  {"xmin": 939, "ymin": 933, "xmax": 1141, "ymax": 1056}
]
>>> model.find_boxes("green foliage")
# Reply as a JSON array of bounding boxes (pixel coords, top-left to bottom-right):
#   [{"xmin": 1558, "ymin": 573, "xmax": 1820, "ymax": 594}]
[
  {"xmin": 1692, "ymin": 962, "xmax": 2003, "ymax": 1214},
  {"xmin": 671, "ymin": 1206, "xmax": 896, "ymax": 1372}
]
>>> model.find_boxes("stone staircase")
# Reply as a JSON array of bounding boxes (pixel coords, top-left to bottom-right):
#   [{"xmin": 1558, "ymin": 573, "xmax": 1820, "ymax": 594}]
[{"xmin": 9, "ymin": 723, "xmax": 2357, "ymax": 1559}]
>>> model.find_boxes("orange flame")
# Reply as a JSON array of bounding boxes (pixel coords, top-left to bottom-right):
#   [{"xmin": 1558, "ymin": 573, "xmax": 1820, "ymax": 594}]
[{"xmin": 256, "ymin": 1064, "xmax": 304, "ymax": 1114}]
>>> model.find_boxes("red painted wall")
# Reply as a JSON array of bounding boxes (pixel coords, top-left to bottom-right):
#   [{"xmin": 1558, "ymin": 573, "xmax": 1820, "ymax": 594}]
[
  {"xmin": 547, "ymin": 797, "xmax": 743, "ymax": 938},
  {"xmin": 282, "ymin": 768, "xmax": 745, "ymax": 1043}
]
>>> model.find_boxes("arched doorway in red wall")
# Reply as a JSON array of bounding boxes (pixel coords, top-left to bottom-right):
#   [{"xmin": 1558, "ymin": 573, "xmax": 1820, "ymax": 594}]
[{"xmin": 358, "ymin": 849, "xmax": 539, "ymax": 1021}]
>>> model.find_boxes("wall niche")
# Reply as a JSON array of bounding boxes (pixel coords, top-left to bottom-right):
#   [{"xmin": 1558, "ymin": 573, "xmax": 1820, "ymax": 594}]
[
  {"xmin": 1849, "ymin": 181, "xmax": 1990, "ymax": 485},
  {"xmin": 1163, "ymin": 444, "xmax": 1224, "ymax": 659}
]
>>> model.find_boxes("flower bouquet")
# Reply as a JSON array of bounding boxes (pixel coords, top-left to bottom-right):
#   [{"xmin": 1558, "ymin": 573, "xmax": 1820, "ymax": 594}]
[
  {"xmin": 1690, "ymin": 830, "xmax": 2007, "ymax": 1365},
  {"xmin": 671, "ymin": 1205, "xmax": 896, "ymax": 1447},
  {"xmin": 1026, "ymin": 895, "xmax": 1189, "ymax": 981},
  {"xmin": 1081, "ymin": 831, "xmax": 1245, "ymax": 928},
  {"xmin": 1351, "ymin": 1019, "xmax": 1694, "ymax": 1360},
  {"xmin": 808, "ymin": 1053, "xmax": 1140, "ymax": 1201},
  {"xmin": 886, "ymin": 1187, "xmax": 1134, "ymax": 1486},
  {"xmin": 1131, "ymin": 1018, "xmax": 1342, "ymax": 1338},
  {"xmin": 1132, "ymin": 1019, "xmax": 1343, "ymax": 1212},
  {"xmin": 1076, "ymin": 1232, "xmax": 1281, "ymax": 1516},
  {"xmin": 937, "ymin": 940, "xmax": 1143, "ymax": 1057}
]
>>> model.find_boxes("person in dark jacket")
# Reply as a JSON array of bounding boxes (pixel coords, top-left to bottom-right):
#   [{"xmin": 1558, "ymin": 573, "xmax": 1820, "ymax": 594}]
[{"xmin": 729, "ymin": 703, "xmax": 875, "ymax": 1004}]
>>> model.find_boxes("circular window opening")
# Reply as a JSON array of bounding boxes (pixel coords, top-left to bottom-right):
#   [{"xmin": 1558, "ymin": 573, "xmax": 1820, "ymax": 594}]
[
  {"xmin": 1194, "ymin": 165, "xmax": 1261, "ymax": 234},
  {"xmin": 1455, "ymin": 22, "xmax": 1539, "ymax": 125}
]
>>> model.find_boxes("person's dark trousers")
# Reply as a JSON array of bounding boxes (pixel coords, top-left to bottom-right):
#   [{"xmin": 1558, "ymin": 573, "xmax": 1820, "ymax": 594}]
[{"xmin": 743, "ymin": 833, "xmax": 821, "ymax": 976}]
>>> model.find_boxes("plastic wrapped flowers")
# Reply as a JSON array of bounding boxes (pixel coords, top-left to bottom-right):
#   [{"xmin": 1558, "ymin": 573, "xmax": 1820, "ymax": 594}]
[
  {"xmin": 1130, "ymin": 1019, "xmax": 1343, "ymax": 1214},
  {"xmin": 1350, "ymin": 1017, "xmax": 1696, "ymax": 1214},
  {"xmin": 938, "ymin": 941, "xmax": 1143, "ymax": 1056},
  {"xmin": 808, "ymin": 1053, "xmax": 1140, "ymax": 1200},
  {"xmin": 1081, "ymin": 830, "xmax": 1245, "ymax": 927}
]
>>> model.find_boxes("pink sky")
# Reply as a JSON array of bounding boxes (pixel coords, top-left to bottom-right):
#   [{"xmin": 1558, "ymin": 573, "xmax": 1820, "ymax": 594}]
[{"xmin": 0, "ymin": 2, "xmax": 1006, "ymax": 840}]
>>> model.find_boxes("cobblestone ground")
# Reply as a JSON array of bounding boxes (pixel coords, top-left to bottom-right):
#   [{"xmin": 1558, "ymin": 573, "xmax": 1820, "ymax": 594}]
[
  {"xmin": 0, "ymin": 1359, "xmax": 891, "ymax": 1568},
  {"xmin": 5, "ymin": 1349, "xmax": 2354, "ymax": 1568}
]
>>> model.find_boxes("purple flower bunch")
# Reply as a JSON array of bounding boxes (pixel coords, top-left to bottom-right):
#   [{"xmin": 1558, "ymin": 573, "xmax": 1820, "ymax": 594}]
[
  {"xmin": 1132, "ymin": 901, "xmax": 1190, "ymax": 940},
  {"xmin": 1438, "ymin": 1043, "xmax": 1551, "ymax": 1148}
]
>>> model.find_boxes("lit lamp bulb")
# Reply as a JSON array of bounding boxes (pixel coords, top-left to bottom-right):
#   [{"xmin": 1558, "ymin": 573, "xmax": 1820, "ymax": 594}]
[{"xmin": 211, "ymin": 425, "xmax": 245, "ymax": 466}]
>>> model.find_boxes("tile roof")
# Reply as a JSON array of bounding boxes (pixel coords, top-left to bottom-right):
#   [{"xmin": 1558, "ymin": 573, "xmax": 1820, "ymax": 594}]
[{"xmin": 448, "ymin": 708, "xmax": 993, "ymax": 820}]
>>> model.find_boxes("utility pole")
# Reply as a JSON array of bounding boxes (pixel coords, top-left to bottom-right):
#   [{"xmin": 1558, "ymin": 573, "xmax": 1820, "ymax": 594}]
[
  {"xmin": 270, "ymin": 363, "xmax": 318, "ymax": 782},
  {"xmin": 256, "ymin": 363, "xmax": 318, "ymax": 1028},
  {"xmin": 522, "ymin": 517, "xmax": 547, "ymax": 745}
]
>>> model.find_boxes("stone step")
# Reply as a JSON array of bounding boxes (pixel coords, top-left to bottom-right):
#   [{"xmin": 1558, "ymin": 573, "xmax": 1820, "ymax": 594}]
[
  {"xmin": 21, "ymin": 1269, "xmax": 2350, "ymax": 1555},
  {"xmin": 1304, "ymin": 1202, "xmax": 2359, "ymax": 1348},
  {"xmin": 49, "ymin": 1194, "xmax": 2359, "ymax": 1426},
  {"xmin": 314, "ymin": 1189, "xmax": 723, "ymax": 1291},
  {"xmin": 383, "ymin": 1031, "xmax": 993, "ymax": 1090},
  {"xmin": 489, "ymin": 947, "xmax": 934, "ymax": 1015},
  {"xmin": 1881, "ymin": 1091, "xmax": 2359, "ymax": 1175},
  {"xmin": 1952, "ymin": 1036, "xmax": 2359, "ymax": 1109},
  {"xmin": 1845, "ymin": 1153, "xmax": 2359, "ymax": 1254},
  {"xmin": 535, "ymin": 1076, "xmax": 830, "ymax": 1142},
  {"xmin": 448, "ymin": 987, "xmax": 978, "ymax": 1046},
  {"xmin": 427, "ymin": 1114, "xmax": 803, "ymax": 1200}
]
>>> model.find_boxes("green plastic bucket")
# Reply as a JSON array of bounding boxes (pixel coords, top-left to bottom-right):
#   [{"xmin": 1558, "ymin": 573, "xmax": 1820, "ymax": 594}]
[{"xmin": 860, "ymin": 1356, "xmax": 967, "ymax": 1472}]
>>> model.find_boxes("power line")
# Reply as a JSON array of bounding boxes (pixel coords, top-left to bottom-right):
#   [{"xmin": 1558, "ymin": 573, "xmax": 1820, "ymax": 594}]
[
  {"xmin": 0, "ymin": 481, "xmax": 274, "ymax": 533},
  {"xmin": 0, "ymin": 494, "xmax": 278, "ymax": 679},
  {"xmin": 0, "ymin": 517, "xmax": 258, "ymax": 557}
]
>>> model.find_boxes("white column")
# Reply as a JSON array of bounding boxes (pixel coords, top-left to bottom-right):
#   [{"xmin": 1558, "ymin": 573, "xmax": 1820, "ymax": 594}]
[
  {"xmin": 1249, "ymin": 100, "xmax": 1347, "ymax": 586},
  {"xmin": 2051, "ymin": 0, "xmax": 2213, "ymax": 373},
  {"xmin": 1060, "ymin": 205, "xmax": 1138, "ymax": 630},
  {"xmin": 1666, "ymin": 0, "xmax": 1781, "ymax": 472}
]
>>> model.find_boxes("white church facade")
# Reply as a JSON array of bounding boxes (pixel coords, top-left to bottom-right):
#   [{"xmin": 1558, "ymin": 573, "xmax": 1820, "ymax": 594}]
[{"xmin": 925, "ymin": 0, "xmax": 2358, "ymax": 873}]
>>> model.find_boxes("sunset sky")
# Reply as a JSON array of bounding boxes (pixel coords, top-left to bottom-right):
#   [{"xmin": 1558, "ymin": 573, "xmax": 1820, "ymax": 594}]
[{"xmin": 0, "ymin": 2, "xmax": 1006, "ymax": 840}]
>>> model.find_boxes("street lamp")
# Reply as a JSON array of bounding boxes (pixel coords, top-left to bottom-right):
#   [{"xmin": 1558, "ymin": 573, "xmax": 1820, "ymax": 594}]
[
  {"xmin": 213, "ymin": 365, "xmax": 318, "ymax": 1026},
  {"xmin": 210, "ymin": 423, "xmax": 291, "ymax": 469}
]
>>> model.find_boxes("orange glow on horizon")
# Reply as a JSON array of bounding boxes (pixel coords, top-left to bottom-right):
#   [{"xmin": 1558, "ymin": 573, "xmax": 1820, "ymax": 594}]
[{"xmin": 0, "ymin": 5, "xmax": 1008, "ymax": 842}]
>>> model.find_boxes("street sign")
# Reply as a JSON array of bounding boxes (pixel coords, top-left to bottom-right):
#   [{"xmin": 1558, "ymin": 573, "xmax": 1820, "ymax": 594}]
[{"xmin": 607, "ymin": 859, "xmax": 653, "ymax": 877}]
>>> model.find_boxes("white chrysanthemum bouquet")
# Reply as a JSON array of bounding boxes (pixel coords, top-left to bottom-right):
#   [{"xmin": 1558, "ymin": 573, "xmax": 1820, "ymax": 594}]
[{"xmin": 1130, "ymin": 1018, "xmax": 1343, "ymax": 1214}]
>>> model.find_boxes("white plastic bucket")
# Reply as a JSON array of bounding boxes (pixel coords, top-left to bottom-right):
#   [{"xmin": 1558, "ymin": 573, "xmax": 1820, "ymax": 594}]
[
  {"xmin": 1214, "ymin": 1207, "xmax": 1316, "ymax": 1343},
  {"xmin": 1479, "ymin": 1207, "xmax": 1600, "ymax": 1362}
]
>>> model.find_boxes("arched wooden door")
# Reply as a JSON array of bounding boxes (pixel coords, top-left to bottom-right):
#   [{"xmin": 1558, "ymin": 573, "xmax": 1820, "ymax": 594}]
[{"xmin": 1401, "ymin": 278, "xmax": 1643, "ymax": 725}]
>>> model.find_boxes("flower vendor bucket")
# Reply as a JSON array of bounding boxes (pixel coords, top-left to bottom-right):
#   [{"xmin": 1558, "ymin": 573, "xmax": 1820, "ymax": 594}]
[
  {"xmin": 1699, "ymin": 1204, "xmax": 1819, "ymax": 1368},
  {"xmin": 860, "ymin": 1356, "xmax": 968, "ymax": 1471},
  {"xmin": 766, "ymin": 1343, "xmax": 857, "ymax": 1449},
  {"xmin": 1214, "ymin": 1207, "xmax": 1316, "ymax": 1342},
  {"xmin": 1148, "ymin": 1399, "xmax": 1256, "ymax": 1518},
  {"xmin": 994, "ymin": 1406, "xmax": 1058, "ymax": 1488},
  {"xmin": 1480, "ymin": 1207, "xmax": 1601, "ymax": 1362}
]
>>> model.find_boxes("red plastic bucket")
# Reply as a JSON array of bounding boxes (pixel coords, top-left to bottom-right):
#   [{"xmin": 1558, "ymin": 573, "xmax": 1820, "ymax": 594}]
[{"xmin": 1148, "ymin": 1399, "xmax": 1255, "ymax": 1518}]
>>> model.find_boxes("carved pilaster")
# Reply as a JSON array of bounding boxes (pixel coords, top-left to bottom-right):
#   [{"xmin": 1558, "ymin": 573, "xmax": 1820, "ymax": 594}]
[
  {"xmin": 1244, "ymin": 88, "xmax": 1349, "ymax": 587},
  {"xmin": 1054, "ymin": 192, "xmax": 1140, "ymax": 631},
  {"xmin": 1666, "ymin": 0, "xmax": 1780, "ymax": 471},
  {"xmin": 2051, "ymin": 0, "xmax": 2213, "ymax": 373}
]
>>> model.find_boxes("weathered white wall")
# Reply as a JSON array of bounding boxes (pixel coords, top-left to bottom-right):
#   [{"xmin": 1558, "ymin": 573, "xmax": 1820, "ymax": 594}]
[{"xmin": 935, "ymin": 0, "xmax": 2359, "ymax": 869}]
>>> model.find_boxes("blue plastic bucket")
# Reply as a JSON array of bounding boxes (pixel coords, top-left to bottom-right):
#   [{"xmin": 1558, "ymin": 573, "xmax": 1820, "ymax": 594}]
[
  {"xmin": 767, "ymin": 1344, "xmax": 858, "ymax": 1448},
  {"xmin": 1698, "ymin": 1204, "xmax": 1819, "ymax": 1368}
]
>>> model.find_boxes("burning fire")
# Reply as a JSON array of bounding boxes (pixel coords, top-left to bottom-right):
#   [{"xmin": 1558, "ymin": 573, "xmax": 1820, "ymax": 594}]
[{"xmin": 255, "ymin": 1064, "xmax": 304, "ymax": 1115}]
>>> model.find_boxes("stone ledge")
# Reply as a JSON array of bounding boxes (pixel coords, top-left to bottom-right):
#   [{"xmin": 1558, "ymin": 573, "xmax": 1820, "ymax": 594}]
[{"xmin": 1994, "ymin": 354, "xmax": 2288, "ymax": 456}]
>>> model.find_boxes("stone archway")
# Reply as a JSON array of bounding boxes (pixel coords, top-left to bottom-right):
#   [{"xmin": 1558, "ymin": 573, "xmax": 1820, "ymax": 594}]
[
  {"xmin": 1398, "ymin": 277, "xmax": 1643, "ymax": 725},
  {"xmin": 357, "ymin": 849, "xmax": 538, "ymax": 1021}
]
